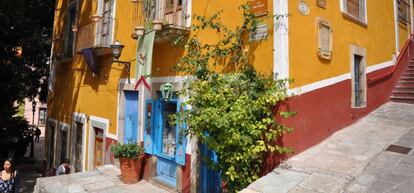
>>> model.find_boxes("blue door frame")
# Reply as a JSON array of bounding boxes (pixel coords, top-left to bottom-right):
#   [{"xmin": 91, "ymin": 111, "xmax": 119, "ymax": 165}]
[
  {"xmin": 144, "ymin": 99, "xmax": 187, "ymax": 187},
  {"xmin": 124, "ymin": 91, "xmax": 139, "ymax": 143}
]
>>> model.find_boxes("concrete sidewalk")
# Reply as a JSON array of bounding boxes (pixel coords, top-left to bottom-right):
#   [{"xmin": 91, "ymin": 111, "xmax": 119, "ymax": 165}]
[
  {"xmin": 34, "ymin": 165, "xmax": 171, "ymax": 193},
  {"xmin": 241, "ymin": 102, "xmax": 414, "ymax": 193}
]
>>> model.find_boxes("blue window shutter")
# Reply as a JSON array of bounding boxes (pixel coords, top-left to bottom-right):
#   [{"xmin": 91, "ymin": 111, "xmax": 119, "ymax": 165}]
[
  {"xmin": 144, "ymin": 100, "xmax": 154, "ymax": 154},
  {"xmin": 175, "ymin": 102, "xmax": 186, "ymax": 165}
]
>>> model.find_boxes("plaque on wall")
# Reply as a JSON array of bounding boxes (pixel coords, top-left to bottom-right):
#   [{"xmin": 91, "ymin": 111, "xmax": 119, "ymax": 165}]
[
  {"xmin": 249, "ymin": 0, "xmax": 268, "ymax": 17},
  {"xmin": 298, "ymin": 0, "xmax": 310, "ymax": 16},
  {"xmin": 316, "ymin": 0, "xmax": 326, "ymax": 8},
  {"xmin": 249, "ymin": 23, "xmax": 268, "ymax": 41}
]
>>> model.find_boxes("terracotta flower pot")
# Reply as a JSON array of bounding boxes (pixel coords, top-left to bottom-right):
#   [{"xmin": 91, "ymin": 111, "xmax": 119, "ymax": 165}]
[
  {"xmin": 134, "ymin": 26, "xmax": 145, "ymax": 36},
  {"xmin": 153, "ymin": 20, "xmax": 163, "ymax": 31},
  {"xmin": 119, "ymin": 155, "xmax": 144, "ymax": 184}
]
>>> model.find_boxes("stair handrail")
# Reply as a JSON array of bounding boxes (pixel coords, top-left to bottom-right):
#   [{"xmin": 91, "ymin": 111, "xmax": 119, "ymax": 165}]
[{"xmin": 368, "ymin": 34, "xmax": 414, "ymax": 84}]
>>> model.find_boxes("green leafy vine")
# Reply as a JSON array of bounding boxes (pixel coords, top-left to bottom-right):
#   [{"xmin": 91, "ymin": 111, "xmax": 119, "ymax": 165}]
[{"xmin": 173, "ymin": 4, "xmax": 293, "ymax": 192}]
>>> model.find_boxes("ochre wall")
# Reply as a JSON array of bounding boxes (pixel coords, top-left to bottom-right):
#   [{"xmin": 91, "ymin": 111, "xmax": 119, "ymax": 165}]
[
  {"xmin": 48, "ymin": 0, "xmax": 137, "ymax": 170},
  {"xmin": 49, "ymin": 0, "xmax": 137, "ymax": 130},
  {"xmin": 153, "ymin": 0, "xmax": 275, "ymax": 77},
  {"xmin": 288, "ymin": 0, "xmax": 396, "ymax": 88},
  {"xmin": 49, "ymin": 0, "xmax": 274, "ymax": 171}
]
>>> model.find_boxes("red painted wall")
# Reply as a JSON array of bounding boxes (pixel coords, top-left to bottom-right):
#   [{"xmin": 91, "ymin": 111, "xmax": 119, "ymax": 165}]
[
  {"xmin": 105, "ymin": 138, "xmax": 117, "ymax": 165},
  {"xmin": 263, "ymin": 41, "xmax": 413, "ymax": 174},
  {"xmin": 182, "ymin": 154, "xmax": 191, "ymax": 193}
]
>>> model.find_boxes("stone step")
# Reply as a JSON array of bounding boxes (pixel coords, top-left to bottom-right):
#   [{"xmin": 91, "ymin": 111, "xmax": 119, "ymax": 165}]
[
  {"xmin": 398, "ymin": 80, "xmax": 414, "ymax": 84},
  {"xmin": 390, "ymin": 95, "xmax": 414, "ymax": 100},
  {"xmin": 401, "ymin": 76, "xmax": 414, "ymax": 80},
  {"xmin": 393, "ymin": 90, "xmax": 414, "ymax": 94},
  {"xmin": 390, "ymin": 96, "xmax": 414, "ymax": 103},
  {"xmin": 395, "ymin": 86, "xmax": 414, "ymax": 90},
  {"xmin": 392, "ymin": 90, "xmax": 414, "ymax": 98}
]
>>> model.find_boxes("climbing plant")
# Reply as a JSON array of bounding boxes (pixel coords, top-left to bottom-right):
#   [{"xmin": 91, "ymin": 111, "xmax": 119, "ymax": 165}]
[{"xmin": 173, "ymin": 4, "xmax": 293, "ymax": 192}]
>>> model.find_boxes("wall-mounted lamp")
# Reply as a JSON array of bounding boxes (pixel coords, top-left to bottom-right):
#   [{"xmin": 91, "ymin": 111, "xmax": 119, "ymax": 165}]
[
  {"xmin": 110, "ymin": 40, "xmax": 131, "ymax": 84},
  {"xmin": 13, "ymin": 46, "xmax": 23, "ymax": 57},
  {"xmin": 160, "ymin": 82, "xmax": 173, "ymax": 101}
]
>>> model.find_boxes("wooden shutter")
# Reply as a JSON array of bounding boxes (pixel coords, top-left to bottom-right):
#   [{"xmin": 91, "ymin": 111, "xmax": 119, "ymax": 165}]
[{"xmin": 347, "ymin": 0, "xmax": 360, "ymax": 18}]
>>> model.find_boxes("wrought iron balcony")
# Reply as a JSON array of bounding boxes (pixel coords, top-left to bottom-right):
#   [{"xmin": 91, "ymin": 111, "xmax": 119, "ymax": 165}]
[
  {"xmin": 75, "ymin": 16, "xmax": 115, "ymax": 56},
  {"xmin": 132, "ymin": 0, "xmax": 191, "ymax": 43}
]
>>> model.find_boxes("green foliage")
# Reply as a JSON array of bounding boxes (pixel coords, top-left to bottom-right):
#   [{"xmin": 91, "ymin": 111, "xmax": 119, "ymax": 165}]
[
  {"xmin": 0, "ymin": 0, "xmax": 53, "ymax": 160},
  {"xmin": 110, "ymin": 143, "xmax": 144, "ymax": 159},
  {"xmin": 173, "ymin": 4, "xmax": 294, "ymax": 192}
]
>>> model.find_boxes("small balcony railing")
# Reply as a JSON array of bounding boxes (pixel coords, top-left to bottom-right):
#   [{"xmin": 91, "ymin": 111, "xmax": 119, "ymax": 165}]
[
  {"xmin": 75, "ymin": 16, "xmax": 114, "ymax": 55},
  {"xmin": 132, "ymin": 0, "xmax": 190, "ymax": 42}
]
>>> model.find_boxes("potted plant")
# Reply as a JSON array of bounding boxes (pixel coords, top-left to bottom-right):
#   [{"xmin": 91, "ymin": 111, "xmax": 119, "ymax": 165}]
[
  {"xmin": 152, "ymin": 20, "xmax": 163, "ymax": 31},
  {"xmin": 110, "ymin": 142, "xmax": 145, "ymax": 184},
  {"xmin": 134, "ymin": 26, "xmax": 145, "ymax": 36}
]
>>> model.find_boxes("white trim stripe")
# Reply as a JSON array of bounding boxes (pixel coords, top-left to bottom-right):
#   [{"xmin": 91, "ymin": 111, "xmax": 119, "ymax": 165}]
[
  {"xmin": 366, "ymin": 60, "xmax": 394, "ymax": 73},
  {"xmin": 274, "ymin": 0, "xmax": 289, "ymax": 81},
  {"xmin": 289, "ymin": 60, "xmax": 394, "ymax": 95},
  {"xmin": 149, "ymin": 60, "xmax": 393, "ymax": 97},
  {"xmin": 151, "ymin": 76, "xmax": 191, "ymax": 83}
]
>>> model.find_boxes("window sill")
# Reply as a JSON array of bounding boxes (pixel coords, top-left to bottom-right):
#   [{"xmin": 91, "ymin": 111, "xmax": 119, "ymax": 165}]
[
  {"xmin": 342, "ymin": 12, "xmax": 368, "ymax": 27},
  {"xmin": 352, "ymin": 103, "xmax": 366, "ymax": 109}
]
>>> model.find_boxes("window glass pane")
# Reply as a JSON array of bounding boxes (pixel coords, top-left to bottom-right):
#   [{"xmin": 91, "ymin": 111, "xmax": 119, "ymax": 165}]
[
  {"xmin": 162, "ymin": 102, "xmax": 177, "ymax": 157},
  {"xmin": 39, "ymin": 108, "xmax": 46, "ymax": 125}
]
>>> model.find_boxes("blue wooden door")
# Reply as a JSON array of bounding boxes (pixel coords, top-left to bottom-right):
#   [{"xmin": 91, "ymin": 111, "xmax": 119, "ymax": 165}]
[
  {"xmin": 124, "ymin": 91, "xmax": 139, "ymax": 143},
  {"xmin": 200, "ymin": 143, "xmax": 221, "ymax": 193},
  {"xmin": 153, "ymin": 99, "xmax": 187, "ymax": 187},
  {"xmin": 144, "ymin": 100, "xmax": 154, "ymax": 154}
]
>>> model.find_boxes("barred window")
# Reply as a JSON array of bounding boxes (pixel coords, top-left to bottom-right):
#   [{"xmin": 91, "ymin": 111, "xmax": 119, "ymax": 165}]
[
  {"xmin": 38, "ymin": 108, "xmax": 47, "ymax": 126},
  {"xmin": 398, "ymin": 0, "xmax": 411, "ymax": 23}
]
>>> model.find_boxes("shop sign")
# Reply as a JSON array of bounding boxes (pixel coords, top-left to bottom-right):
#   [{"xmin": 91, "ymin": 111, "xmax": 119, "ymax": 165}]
[{"xmin": 249, "ymin": 0, "xmax": 268, "ymax": 17}]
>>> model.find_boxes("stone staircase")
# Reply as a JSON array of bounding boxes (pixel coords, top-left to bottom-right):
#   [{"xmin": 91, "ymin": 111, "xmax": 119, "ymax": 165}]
[{"xmin": 391, "ymin": 57, "xmax": 414, "ymax": 103}]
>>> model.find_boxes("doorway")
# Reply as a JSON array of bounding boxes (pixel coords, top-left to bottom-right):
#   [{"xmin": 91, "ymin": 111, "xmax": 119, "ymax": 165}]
[
  {"xmin": 352, "ymin": 53, "xmax": 366, "ymax": 108},
  {"xmin": 73, "ymin": 121, "xmax": 84, "ymax": 172},
  {"xmin": 60, "ymin": 130, "xmax": 68, "ymax": 162},
  {"xmin": 154, "ymin": 100, "xmax": 179, "ymax": 187},
  {"xmin": 124, "ymin": 91, "xmax": 139, "ymax": 143},
  {"xmin": 350, "ymin": 45, "xmax": 366, "ymax": 108},
  {"xmin": 48, "ymin": 123, "xmax": 56, "ymax": 167},
  {"xmin": 93, "ymin": 127, "xmax": 104, "ymax": 168}
]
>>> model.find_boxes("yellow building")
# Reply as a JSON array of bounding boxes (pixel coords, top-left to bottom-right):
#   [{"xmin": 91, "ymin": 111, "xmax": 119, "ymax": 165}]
[{"xmin": 47, "ymin": 0, "xmax": 413, "ymax": 192}]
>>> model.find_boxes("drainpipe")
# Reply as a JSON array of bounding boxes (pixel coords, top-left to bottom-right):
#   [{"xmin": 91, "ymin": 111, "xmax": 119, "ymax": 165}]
[{"xmin": 394, "ymin": 0, "xmax": 400, "ymax": 54}]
